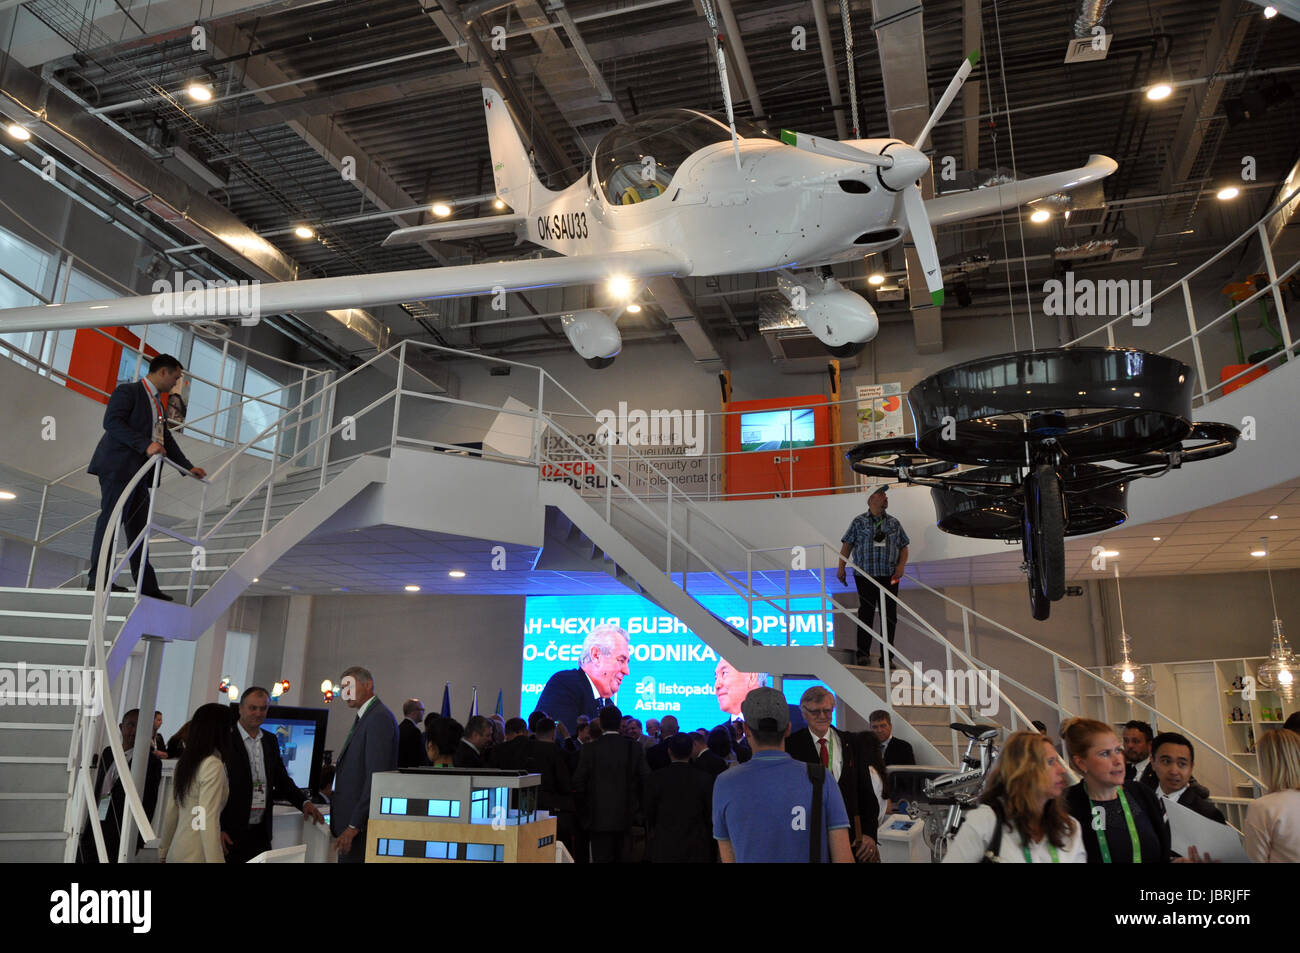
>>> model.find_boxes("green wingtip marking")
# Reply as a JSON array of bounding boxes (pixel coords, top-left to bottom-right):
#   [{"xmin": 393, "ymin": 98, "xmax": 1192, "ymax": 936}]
[
  {"xmin": 932, "ymin": 289, "xmax": 946, "ymax": 307},
  {"xmin": 968, "ymin": 50, "xmax": 980, "ymax": 67},
  {"xmin": 780, "ymin": 129, "xmax": 797, "ymax": 146}
]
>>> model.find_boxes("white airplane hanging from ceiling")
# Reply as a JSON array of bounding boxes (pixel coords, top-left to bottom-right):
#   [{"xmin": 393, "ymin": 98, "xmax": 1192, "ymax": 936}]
[{"xmin": 0, "ymin": 52, "xmax": 1116, "ymax": 368}]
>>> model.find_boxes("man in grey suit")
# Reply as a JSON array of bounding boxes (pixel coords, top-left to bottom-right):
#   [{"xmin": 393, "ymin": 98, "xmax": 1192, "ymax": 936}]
[{"xmin": 331, "ymin": 665, "xmax": 398, "ymax": 863}]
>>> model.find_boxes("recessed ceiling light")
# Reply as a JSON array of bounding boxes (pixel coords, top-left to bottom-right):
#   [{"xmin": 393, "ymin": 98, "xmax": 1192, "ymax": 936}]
[
  {"xmin": 0, "ymin": 490, "xmax": 16, "ymax": 500},
  {"xmin": 6, "ymin": 124, "xmax": 31, "ymax": 141},
  {"xmin": 294, "ymin": 225, "xmax": 314, "ymax": 239},
  {"xmin": 1268, "ymin": 514, "xmax": 1279, "ymax": 520},
  {"xmin": 186, "ymin": 82, "xmax": 213, "ymax": 102},
  {"xmin": 626, "ymin": 303, "xmax": 642, "ymax": 313},
  {"xmin": 867, "ymin": 273, "xmax": 885, "ymax": 285},
  {"xmin": 1152, "ymin": 537, "xmax": 1161, "ymax": 541},
  {"xmin": 607, "ymin": 275, "xmax": 634, "ymax": 300},
  {"xmin": 1146, "ymin": 83, "xmax": 1173, "ymax": 101},
  {"xmin": 252, "ymin": 577, "xmax": 259, "ymax": 583},
  {"xmin": 493, "ymin": 199, "xmax": 506, "ymax": 210},
  {"xmin": 1216, "ymin": 186, "xmax": 1240, "ymax": 201},
  {"xmin": 404, "ymin": 584, "xmax": 421, "ymax": 591},
  {"xmin": 1264, "ymin": 5, "xmax": 1278, "ymax": 18},
  {"xmin": 1030, "ymin": 208, "xmax": 1051, "ymax": 224},
  {"xmin": 1251, "ymin": 549, "xmax": 1267, "ymax": 557},
  {"xmin": 448, "ymin": 570, "xmax": 466, "ymax": 578},
  {"xmin": 431, "ymin": 203, "xmax": 452, "ymax": 217},
  {"xmin": 1101, "ymin": 550, "xmax": 1119, "ymax": 558}
]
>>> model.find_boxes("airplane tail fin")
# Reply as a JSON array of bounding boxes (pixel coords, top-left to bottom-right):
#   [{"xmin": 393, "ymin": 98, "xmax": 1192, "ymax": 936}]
[{"xmin": 482, "ymin": 86, "xmax": 556, "ymax": 214}]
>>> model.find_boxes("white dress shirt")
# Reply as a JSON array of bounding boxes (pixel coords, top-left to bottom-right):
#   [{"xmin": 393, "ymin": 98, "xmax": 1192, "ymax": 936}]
[
  {"xmin": 237, "ymin": 722, "xmax": 268, "ymax": 824},
  {"xmin": 808, "ymin": 726, "xmax": 842, "ymax": 780}
]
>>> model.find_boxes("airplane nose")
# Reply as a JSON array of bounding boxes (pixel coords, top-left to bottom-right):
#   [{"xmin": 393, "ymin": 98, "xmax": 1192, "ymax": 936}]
[{"xmin": 880, "ymin": 145, "xmax": 930, "ymax": 191}]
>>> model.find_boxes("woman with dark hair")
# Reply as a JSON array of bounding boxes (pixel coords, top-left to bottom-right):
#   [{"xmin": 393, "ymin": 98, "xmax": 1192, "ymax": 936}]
[
  {"xmin": 428, "ymin": 718, "xmax": 463, "ymax": 767},
  {"xmin": 159, "ymin": 703, "xmax": 231, "ymax": 863},
  {"xmin": 943, "ymin": 730, "xmax": 1084, "ymax": 863},
  {"xmin": 166, "ymin": 720, "xmax": 190, "ymax": 759}
]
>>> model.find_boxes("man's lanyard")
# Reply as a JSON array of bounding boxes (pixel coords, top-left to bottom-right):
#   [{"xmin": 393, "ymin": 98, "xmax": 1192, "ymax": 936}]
[
  {"xmin": 1090, "ymin": 787, "xmax": 1141, "ymax": 863},
  {"xmin": 1022, "ymin": 841, "xmax": 1060, "ymax": 863}
]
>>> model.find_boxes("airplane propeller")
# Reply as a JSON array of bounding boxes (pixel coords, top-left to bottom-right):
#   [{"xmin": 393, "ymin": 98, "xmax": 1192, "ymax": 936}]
[{"xmin": 780, "ymin": 51, "xmax": 980, "ymax": 308}]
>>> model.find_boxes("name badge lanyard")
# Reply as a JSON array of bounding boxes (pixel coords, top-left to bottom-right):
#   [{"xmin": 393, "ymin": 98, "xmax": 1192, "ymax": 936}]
[
  {"xmin": 1090, "ymin": 787, "xmax": 1141, "ymax": 863},
  {"xmin": 1022, "ymin": 841, "xmax": 1060, "ymax": 864}
]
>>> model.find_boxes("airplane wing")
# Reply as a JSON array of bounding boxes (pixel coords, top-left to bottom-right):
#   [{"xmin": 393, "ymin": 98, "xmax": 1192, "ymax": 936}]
[
  {"xmin": 0, "ymin": 249, "xmax": 690, "ymax": 333},
  {"xmin": 924, "ymin": 154, "xmax": 1119, "ymax": 227},
  {"xmin": 382, "ymin": 214, "xmax": 528, "ymax": 247}
]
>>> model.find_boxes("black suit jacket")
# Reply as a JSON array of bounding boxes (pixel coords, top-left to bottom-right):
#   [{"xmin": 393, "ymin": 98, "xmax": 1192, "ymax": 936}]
[
  {"xmin": 398, "ymin": 718, "xmax": 428, "ymax": 768},
  {"xmin": 692, "ymin": 750, "xmax": 728, "ymax": 780},
  {"xmin": 526, "ymin": 740, "xmax": 575, "ymax": 814},
  {"xmin": 1125, "ymin": 761, "xmax": 1159, "ymax": 788},
  {"xmin": 572, "ymin": 733, "xmax": 649, "ymax": 832},
  {"xmin": 79, "ymin": 746, "xmax": 162, "ymax": 861},
  {"xmin": 786, "ymin": 726, "xmax": 870, "ymax": 840},
  {"xmin": 453, "ymin": 739, "xmax": 485, "ymax": 768},
  {"xmin": 488, "ymin": 735, "xmax": 534, "ymax": 770},
  {"xmin": 882, "ymin": 736, "xmax": 915, "ymax": 767},
  {"xmin": 643, "ymin": 762, "xmax": 715, "ymax": 863},
  {"xmin": 221, "ymin": 726, "xmax": 307, "ymax": 850},
  {"xmin": 1066, "ymin": 780, "xmax": 1172, "ymax": 863},
  {"xmin": 536, "ymin": 668, "xmax": 602, "ymax": 737},
  {"xmin": 646, "ymin": 736, "xmax": 675, "ymax": 771},
  {"xmin": 89, "ymin": 381, "xmax": 193, "ymax": 483}
]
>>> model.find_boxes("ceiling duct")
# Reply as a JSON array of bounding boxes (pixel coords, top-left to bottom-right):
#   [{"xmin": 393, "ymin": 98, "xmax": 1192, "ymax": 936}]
[{"xmin": 1073, "ymin": 0, "xmax": 1115, "ymax": 37}]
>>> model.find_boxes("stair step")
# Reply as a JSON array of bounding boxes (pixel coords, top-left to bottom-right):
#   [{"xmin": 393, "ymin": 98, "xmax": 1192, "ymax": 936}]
[
  {"xmin": 0, "ymin": 612, "xmax": 125, "ymax": 642},
  {"xmin": 0, "ymin": 589, "xmax": 137, "ymax": 615},
  {"xmin": 0, "ymin": 636, "xmax": 112, "ymax": 668},
  {"xmin": 0, "ymin": 837, "xmax": 67, "ymax": 862},
  {"xmin": 0, "ymin": 761, "xmax": 70, "ymax": 793},
  {"xmin": 0, "ymin": 798, "xmax": 66, "ymax": 833}
]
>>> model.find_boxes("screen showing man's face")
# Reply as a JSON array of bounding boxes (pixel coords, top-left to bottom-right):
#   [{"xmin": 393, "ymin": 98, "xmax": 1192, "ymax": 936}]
[
  {"xmin": 584, "ymin": 636, "xmax": 631, "ymax": 697},
  {"xmin": 714, "ymin": 660, "xmax": 759, "ymax": 716}
]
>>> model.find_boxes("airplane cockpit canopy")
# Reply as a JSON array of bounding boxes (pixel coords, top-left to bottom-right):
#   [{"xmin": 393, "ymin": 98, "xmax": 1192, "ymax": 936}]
[{"xmin": 593, "ymin": 110, "xmax": 775, "ymax": 205}]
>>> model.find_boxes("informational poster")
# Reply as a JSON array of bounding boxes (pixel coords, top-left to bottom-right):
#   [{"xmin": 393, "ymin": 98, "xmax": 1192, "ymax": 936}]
[
  {"xmin": 521, "ymin": 592, "xmax": 833, "ymax": 730},
  {"xmin": 856, "ymin": 383, "xmax": 906, "ymax": 442}
]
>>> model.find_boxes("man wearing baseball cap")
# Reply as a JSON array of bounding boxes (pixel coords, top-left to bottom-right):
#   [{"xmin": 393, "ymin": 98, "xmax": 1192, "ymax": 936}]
[
  {"xmin": 837, "ymin": 484, "xmax": 909, "ymax": 666},
  {"xmin": 711, "ymin": 687, "xmax": 853, "ymax": 862}
]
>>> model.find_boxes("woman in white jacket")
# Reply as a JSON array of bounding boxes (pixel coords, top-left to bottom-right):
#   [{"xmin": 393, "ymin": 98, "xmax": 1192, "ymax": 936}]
[
  {"xmin": 942, "ymin": 729, "xmax": 1085, "ymax": 863},
  {"xmin": 160, "ymin": 702, "xmax": 231, "ymax": 863}
]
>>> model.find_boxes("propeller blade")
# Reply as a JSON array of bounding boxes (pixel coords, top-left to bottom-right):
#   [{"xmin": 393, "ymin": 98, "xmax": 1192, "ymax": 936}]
[
  {"xmin": 901, "ymin": 185, "xmax": 945, "ymax": 307},
  {"xmin": 913, "ymin": 50, "xmax": 980, "ymax": 151},
  {"xmin": 778, "ymin": 130, "xmax": 894, "ymax": 168}
]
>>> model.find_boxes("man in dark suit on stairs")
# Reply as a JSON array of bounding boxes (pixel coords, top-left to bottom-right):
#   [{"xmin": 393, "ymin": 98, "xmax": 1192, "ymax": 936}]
[
  {"xmin": 87, "ymin": 354, "xmax": 206, "ymax": 599},
  {"xmin": 221, "ymin": 686, "xmax": 325, "ymax": 863},
  {"xmin": 330, "ymin": 666, "xmax": 398, "ymax": 863}
]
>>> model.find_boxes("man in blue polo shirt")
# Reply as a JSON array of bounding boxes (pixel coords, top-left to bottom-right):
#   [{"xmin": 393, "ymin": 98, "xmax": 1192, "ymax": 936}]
[
  {"xmin": 837, "ymin": 484, "xmax": 909, "ymax": 666},
  {"xmin": 712, "ymin": 687, "xmax": 852, "ymax": 863}
]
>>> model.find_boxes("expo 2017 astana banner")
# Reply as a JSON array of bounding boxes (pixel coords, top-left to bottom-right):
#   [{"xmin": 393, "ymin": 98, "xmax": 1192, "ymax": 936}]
[{"xmin": 521, "ymin": 592, "xmax": 833, "ymax": 731}]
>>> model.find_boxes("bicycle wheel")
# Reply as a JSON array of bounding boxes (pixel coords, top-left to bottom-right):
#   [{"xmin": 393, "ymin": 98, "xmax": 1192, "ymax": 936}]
[{"xmin": 1025, "ymin": 465, "xmax": 1066, "ymax": 601}]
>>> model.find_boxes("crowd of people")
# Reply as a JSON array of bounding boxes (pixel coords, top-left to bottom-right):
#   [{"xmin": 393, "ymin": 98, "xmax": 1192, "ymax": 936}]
[{"xmin": 81, "ymin": 665, "xmax": 1300, "ymax": 864}]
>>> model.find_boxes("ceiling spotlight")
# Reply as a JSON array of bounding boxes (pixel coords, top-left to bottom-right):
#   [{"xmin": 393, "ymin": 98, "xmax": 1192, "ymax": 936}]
[
  {"xmin": 252, "ymin": 577, "xmax": 259, "ymax": 583},
  {"xmin": 1146, "ymin": 83, "xmax": 1173, "ymax": 101},
  {"xmin": 493, "ymin": 199, "xmax": 506, "ymax": 210},
  {"xmin": 1030, "ymin": 208, "xmax": 1051, "ymax": 224},
  {"xmin": 626, "ymin": 303, "xmax": 642, "ymax": 313},
  {"xmin": 431, "ymin": 203, "xmax": 452, "ymax": 218},
  {"xmin": 1216, "ymin": 186, "xmax": 1240, "ymax": 201},
  {"xmin": 294, "ymin": 225, "xmax": 314, "ymax": 239},
  {"xmin": 1252, "ymin": 549, "xmax": 1268, "ymax": 557},
  {"xmin": 0, "ymin": 491, "xmax": 15, "ymax": 501},
  {"xmin": 607, "ymin": 275, "xmax": 634, "ymax": 301},
  {"xmin": 1152, "ymin": 537, "xmax": 1161, "ymax": 541},
  {"xmin": 404, "ymin": 584, "xmax": 421, "ymax": 591},
  {"xmin": 186, "ymin": 82, "xmax": 214, "ymax": 103},
  {"xmin": 1264, "ymin": 5, "xmax": 1278, "ymax": 18},
  {"xmin": 1269, "ymin": 514, "xmax": 1279, "ymax": 520},
  {"xmin": 448, "ymin": 570, "xmax": 466, "ymax": 578},
  {"xmin": 6, "ymin": 124, "xmax": 31, "ymax": 141},
  {"xmin": 867, "ymin": 273, "xmax": 886, "ymax": 285},
  {"xmin": 1101, "ymin": 550, "xmax": 1119, "ymax": 558}
]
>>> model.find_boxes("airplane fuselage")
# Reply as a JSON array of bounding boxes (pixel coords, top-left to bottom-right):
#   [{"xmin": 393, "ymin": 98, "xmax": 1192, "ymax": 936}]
[{"xmin": 523, "ymin": 138, "xmax": 909, "ymax": 277}]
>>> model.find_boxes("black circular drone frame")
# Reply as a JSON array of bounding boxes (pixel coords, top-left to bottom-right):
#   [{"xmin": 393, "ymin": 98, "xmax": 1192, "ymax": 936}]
[{"xmin": 847, "ymin": 348, "xmax": 1239, "ymax": 621}]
